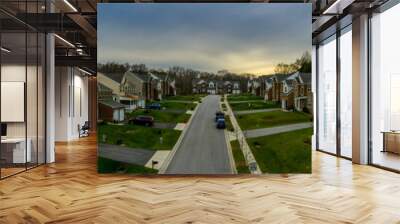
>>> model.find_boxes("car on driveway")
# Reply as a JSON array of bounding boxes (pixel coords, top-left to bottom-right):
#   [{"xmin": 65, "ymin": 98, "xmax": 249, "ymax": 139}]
[
  {"xmin": 216, "ymin": 118, "xmax": 226, "ymax": 129},
  {"xmin": 146, "ymin": 103, "xmax": 161, "ymax": 110},
  {"xmin": 215, "ymin": 111, "xmax": 225, "ymax": 122},
  {"xmin": 129, "ymin": 115, "xmax": 154, "ymax": 126}
]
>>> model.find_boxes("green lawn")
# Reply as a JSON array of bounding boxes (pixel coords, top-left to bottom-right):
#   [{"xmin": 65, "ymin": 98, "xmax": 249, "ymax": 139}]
[
  {"xmin": 230, "ymin": 141, "xmax": 250, "ymax": 174},
  {"xmin": 98, "ymin": 123, "xmax": 181, "ymax": 151},
  {"xmin": 228, "ymin": 94, "xmax": 263, "ymax": 102},
  {"xmin": 230, "ymin": 101, "xmax": 279, "ymax": 111},
  {"xmin": 127, "ymin": 109, "xmax": 191, "ymax": 123},
  {"xmin": 159, "ymin": 101, "xmax": 196, "ymax": 110},
  {"xmin": 236, "ymin": 111, "xmax": 312, "ymax": 130},
  {"xmin": 247, "ymin": 128, "xmax": 312, "ymax": 173},
  {"xmin": 98, "ymin": 157, "xmax": 157, "ymax": 174},
  {"xmin": 165, "ymin": 94, "xmax": 205, "ymax": 101}
]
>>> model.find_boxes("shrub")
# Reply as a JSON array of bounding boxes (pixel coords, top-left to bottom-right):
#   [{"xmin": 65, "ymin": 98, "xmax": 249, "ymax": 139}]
[
  {"xmin": 303, "ymin": 107, "xmax": 310, "ymax": 114},
  {"xmin": 116, "ymin": 139, "xmax": 123, "ymax": 145}
]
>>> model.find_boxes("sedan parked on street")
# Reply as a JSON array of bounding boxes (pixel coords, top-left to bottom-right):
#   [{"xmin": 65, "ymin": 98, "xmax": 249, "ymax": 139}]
[{"xmin": 129, "ymin": 115, "xmax": 154, "ymax": 126}]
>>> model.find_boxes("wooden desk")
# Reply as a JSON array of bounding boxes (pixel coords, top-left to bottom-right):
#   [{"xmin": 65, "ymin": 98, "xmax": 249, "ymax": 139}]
[
  {"xmin": 382, "ymin": 131, "xmax": 400, "ymax": 154},
  {"xmin": 1, "ymin": 138, "xmax": 31, "ymax": 163}
]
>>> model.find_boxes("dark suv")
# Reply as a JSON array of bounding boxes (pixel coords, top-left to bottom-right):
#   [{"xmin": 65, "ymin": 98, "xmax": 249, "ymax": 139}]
[
  {"xmin": 129, "ymin": 115, "xmax": 154, "ymax": 126},
  {"xmin": 216, "ymin": 118, "xmax": 226, "ymax": 129},
  {"xmin": 215, "ymin": 111, "xmax": 225, "ymax": 122}
]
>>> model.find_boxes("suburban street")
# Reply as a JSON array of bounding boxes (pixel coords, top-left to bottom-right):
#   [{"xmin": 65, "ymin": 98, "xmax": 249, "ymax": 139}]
[{"xmin": 165, "ymin": 95, "xmax": 233, "ymax": 174}]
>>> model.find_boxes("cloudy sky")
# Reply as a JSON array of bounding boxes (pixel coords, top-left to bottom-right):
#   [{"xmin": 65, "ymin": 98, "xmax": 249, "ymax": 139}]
[{"xmin": 98, "ymin": 4, "xmax": 311, "ymax": 76}]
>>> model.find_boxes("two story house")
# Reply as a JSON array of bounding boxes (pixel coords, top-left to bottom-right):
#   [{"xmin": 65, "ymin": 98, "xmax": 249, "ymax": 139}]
[
  {"xmin": 232, "ymin": 81, "xmax": 241, "ymax": 94},
  {"xmin": 281, "ymin": 79, "xmax": 295, "ymax": 111},
  {"xmin": 97, "ymin": 72, "xmax": 139, "ymax": 111},
  {"xmin": 293, "ymin": 72, "xmax": 312, "ymax": 113},
  {"xmin": 271, "ymin": 74, "xmax": 291, "ymax": 102},
  {"xmin": 97, "ymin": 83, "xmax": 126, "ymax": 122},
  {"xmin": 120, "ymin": 71, "xmax": 147, "ymax": 109},
  {"xmin": 207, "ymin": 80, "xmax": 217, "ymax": 95},
  {"xmin": 151, "ymin": 70, "xmax": 177, "ymax": 97},
  {"xmin": 192, "ymin": 79, "xmax": 208, "ymax": 94},
  {"xmin": 264, "ymin": 77, "xmax": 273, "ymax": 101},
  {"xmin": 248, "ymin": 79, "xmax": 261, "ymax": 96}
]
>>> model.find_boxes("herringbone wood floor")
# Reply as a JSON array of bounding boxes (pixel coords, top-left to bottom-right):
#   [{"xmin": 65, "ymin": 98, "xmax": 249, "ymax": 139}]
[{"xmin": 1, "ymin": 136, "xmax": 400, "ymax": 224}]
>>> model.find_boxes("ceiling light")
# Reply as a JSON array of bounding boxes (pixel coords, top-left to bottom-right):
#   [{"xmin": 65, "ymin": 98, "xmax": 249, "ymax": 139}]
[
  {"xmin": 54, "ymin": 34, "xmax": 75, "ymax": 48},
  {"xmin": 1, "ymin": 47, "xmax": 11, "ymax": 53},
  {"xmin": 63, "ymin": 0, "xmax": 78, "ymax": 12}
]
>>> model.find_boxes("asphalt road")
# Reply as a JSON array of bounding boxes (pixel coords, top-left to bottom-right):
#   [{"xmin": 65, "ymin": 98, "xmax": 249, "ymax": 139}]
[{"xmin": 165, "ymin": 95, "xmax": 232, "ymax": 174}]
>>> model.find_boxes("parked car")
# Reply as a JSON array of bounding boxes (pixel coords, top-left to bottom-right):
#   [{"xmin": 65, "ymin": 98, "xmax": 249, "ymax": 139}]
[
  {"xmin": 129, "ymin": 115, "xmax": 154, "ymax": 126},
  {"xmin": 216, "ymin": 118, "xmax": 226, "ymax": 129},
  {"xmin": 215, "ymin": 111, "xmax": 225, "ymax": 122},
  {"xmin": 146, "ymin": 103, "xmax": 161, "ymax": 110}
]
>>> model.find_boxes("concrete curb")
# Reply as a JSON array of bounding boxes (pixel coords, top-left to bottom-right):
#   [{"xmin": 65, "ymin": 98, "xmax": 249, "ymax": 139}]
[
  {"xmin": 220, "ymin": 98, "xmax": 237, "ymax": 174},
  {"xmin": 158, "ymin": 100, "xmax": 200, "ymax": 174},
  {"xmin": 224, "ymin": 94, "xmax": 262, "ymax": 174}
]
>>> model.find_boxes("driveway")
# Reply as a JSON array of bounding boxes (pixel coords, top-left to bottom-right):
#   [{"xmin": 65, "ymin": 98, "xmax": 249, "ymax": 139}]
[
  {"xmin": 153, "ymin": 122, "xmax": 176, "ymax": 129},
  {"xmin": 165, "ymin": 95, "xmax": 232, "ymax": 174},
  {"xmin": 98, "ymin": 144, "xmax": 155, "ymax": 166}
]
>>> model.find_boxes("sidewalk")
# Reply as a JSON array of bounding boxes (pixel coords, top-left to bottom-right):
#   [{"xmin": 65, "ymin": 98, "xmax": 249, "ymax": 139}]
[
  {"xmin": 234, "ymin": 108, "xmax": 280, "ymax": 115},
  {"xmin": 224, "ymin": 95, "xmax": 262, "ymax": 174},
  {"xmin": 228, "ymin": 100, "xmax": 265, "ymax": 104},
  {"xmin": 243, "ymin": 122, "xmax": 313, "ymax": 138}
]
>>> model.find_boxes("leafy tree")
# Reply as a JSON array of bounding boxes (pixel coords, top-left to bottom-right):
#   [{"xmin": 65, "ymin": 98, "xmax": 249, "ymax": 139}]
[{"xmin": 274, "ymin": 51, "xmax": 311, "ymax": 74}]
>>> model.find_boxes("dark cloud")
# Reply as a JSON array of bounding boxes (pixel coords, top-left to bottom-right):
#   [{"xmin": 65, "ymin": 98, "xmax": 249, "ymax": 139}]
[{"xmin": 98, "ymin": 3, "xmax": 311, "ymax": 75}]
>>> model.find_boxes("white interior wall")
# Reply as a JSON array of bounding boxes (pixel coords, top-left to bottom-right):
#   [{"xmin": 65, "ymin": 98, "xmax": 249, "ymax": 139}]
[{"xmin": 55, "ymin": 67, "xmax": 89, "ymax": 141}]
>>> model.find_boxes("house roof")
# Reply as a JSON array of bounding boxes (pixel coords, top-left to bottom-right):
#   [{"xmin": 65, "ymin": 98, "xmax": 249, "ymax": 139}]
[
  {"xmin": 128, "ymin": 71, "xmax": 151, "ymax": 82},
  {"xmin": 265, "ymin": 77, "xmax": 273, "ymax": 84},
  {"xmin": 283, "ymin": 79, "xmax": 295, "ymax": 87},
  {"xmin": 193, "ymin": 79, "xmax": 206, "ymax": 85},
  {"xmin": 298, "ymin": 73, "xmax": 311, "ymax": 84},
  {"xmin": 104, "ymin": 72, "xmax": 124, "ymax": 83},
  {"xmin": 151, "ymin": 71, "xmax": 169, "ymax": 81},
  {"xmin": 273, "ymin": 74, "xmax": 292, "ymax": 82},
  {"xmin": 97, "ymin": 83, "xmax": 113, "ymax": 93},
  {"xmin": 99, "ymin": 100, "xmax": 126, "ymax": 109}
]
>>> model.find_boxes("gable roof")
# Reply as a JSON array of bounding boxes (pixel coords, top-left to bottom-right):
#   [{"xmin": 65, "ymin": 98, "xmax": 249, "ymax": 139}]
[
  {"xmin": 104, "ymin": 73, "xmax": 124, "ymax": 83},
  {"xmin": 151, "ymin": 71, "xmax": 169, "ymax": 81},
  {"xmin": 298, "ymin": 73, "xmax": 311, "ymax": 84},
  {"xmin": 283, "ymin": 79, "xmax": 295, "ymax": 87},
  {"xmin": 128, "ymin": 71, "xmax": 151, "ymax": 82},
  {"xmin": 98, "ymin": 82, "xmax": 113, "ymax": 93},
  {"xmin": 273, "ymin": 74, "xmax": 291, "ymax": 82},
  {"xmin": 99, "ymin": 100, "xmax": 126, "ymax": 109}
]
